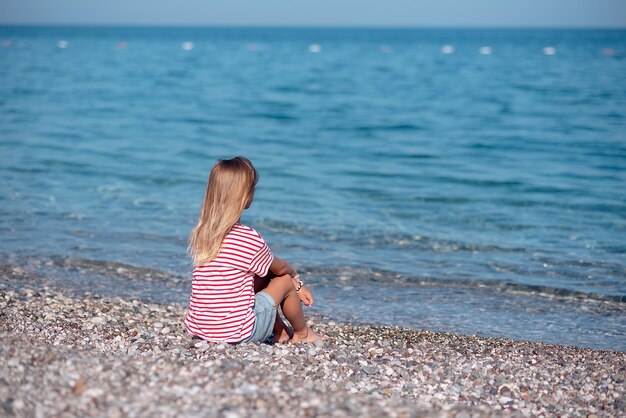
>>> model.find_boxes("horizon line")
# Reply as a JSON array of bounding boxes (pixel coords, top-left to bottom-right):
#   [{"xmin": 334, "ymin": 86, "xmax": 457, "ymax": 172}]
[{"xmin": 1, "ymin": 22, "xmax": 626, "ymax": 30}]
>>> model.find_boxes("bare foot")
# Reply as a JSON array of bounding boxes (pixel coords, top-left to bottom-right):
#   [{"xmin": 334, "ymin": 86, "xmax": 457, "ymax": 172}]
[
  {"xmin": 291, "ymin": 326, "xmax": 325, "ymax": 344},
  {"xmin": 272, "ymin": 325, "xmax": 293, "ymax": 344}
]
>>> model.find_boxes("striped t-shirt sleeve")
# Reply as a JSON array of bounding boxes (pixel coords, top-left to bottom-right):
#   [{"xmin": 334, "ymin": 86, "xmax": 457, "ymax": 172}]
[{"xmin": 250, "ymin": 239, "xmax": 274, "ymax": 277}]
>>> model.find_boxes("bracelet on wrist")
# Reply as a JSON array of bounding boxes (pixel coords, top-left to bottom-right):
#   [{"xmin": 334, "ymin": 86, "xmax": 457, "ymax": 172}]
[{"xmin": 295, "ymin": 280, "xmax": 304, "ymax": 292}]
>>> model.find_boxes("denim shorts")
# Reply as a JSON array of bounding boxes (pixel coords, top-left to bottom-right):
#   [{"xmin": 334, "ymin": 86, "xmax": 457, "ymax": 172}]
[{"xmin": 241, "ymin": 291, "xmax": 277, "ymax": 344}]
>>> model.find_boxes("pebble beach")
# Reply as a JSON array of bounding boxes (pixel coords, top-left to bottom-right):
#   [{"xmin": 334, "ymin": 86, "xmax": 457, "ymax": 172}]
[{"xmin": 1, "ymin": 266, "xmax": 624, "ymax": 417}]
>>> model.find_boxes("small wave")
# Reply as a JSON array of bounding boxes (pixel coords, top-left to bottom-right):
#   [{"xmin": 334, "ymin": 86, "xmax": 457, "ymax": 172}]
[
  {"xmin": 154, "ymin": 116, "xmax": 215, "ymax": 126},
  {"xmin": 499, "ymin": 198, "xmax": 626, "ymax": 215},
  {"xmin": 11, "ymin": 87, "xmax": 46, "ymax": 96},
  {"xmin": 354, "ymin": 123, "xmax": 425, "ymax": 133},
  {"xmin": 256, "ymin": 218, "xmax": 527, "ymax": 253},
  {"xmin": 303, "ymin": 266, "xmax": 626, "ymax": 305},
  {"xmin": 41, "ymin": 255, "xmax": 188, "ymax": 285},
  {"xmin": 520, "ymin": 185, "xmax": 579, "ymax": 195},
  {"xmin": 246, "ymin": 112, "xmax": 299, "ymax": 122},
  {"xmin": 34, "ymin": 158, "xmax": 92, "ymax": 170},
  {"xmin": 96, "ymin": 184, "xmax": 125, "ymax": 194},
  {"xmin": 41, "ymin": 131, "xmax": 86, "ymax": 141},
  {"xmin": 430, "ymin": 175, "xmax": 525, "ymax": 189},
  {"xmin": 410, "ymin": 195, "xmax": 474, "ymax": 204},
  {"xmin": 351, "ymin": 150, "xmax": 438, "ymax": 160},
  {"xmin": 271, "ymin": 85, "xmax": 303, "ymax": 94},
  {"xmin": 358, "ymin": 233, "xmax": 528, "ymax": 253},
  {"xmin": 259, "ymin": 99, "xmax": 297, "ymax": 109},
  {"xmin": 468, "ymin": 143, "xmax": 499, "ymax": 150},
  {"xmin": 115, "ymin": 173, "xmax": 194, "ymax": 186},
  {"xmin": 338, "ymin": 169, "xmax": 409, "ymax": 180}
]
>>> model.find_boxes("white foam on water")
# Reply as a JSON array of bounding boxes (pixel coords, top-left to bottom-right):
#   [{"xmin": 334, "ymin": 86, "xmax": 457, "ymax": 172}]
[
  {"xmin": 479, "ymin": 46, "xmax": 492, "ymax": 55},
  {"xmin": 182, "ymin": 41, "xmax": 194, "ymax": 51},
  {"xmin": 58, "ymin": 40, "xmax": 68, "ymax": 49},
  {"xmin": 97, "ymin": 184, "xmax": 125, "ymax": 194},
  {"xmin": 308, "ymin": 44, "xmax": 321, "ymax": 53},
  {"xmin": 543, "ymin": 46, "xmax": 556, "ymax": 55},
  {"xmin": 441, "ymin": 45, "xmax": 454, "ymax": 54}
]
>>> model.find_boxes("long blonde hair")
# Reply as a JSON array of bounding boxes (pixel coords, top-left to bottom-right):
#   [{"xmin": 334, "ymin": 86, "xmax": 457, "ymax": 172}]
[{"xmin": 188, "ymin": 156, "xmax": 258, "ymax": 266}]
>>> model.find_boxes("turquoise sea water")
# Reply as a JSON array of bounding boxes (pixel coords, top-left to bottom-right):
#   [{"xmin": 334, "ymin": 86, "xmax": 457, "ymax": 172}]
[{"xmin": 1, "ymin": 26, "xmax": 625, "ymax": 350}]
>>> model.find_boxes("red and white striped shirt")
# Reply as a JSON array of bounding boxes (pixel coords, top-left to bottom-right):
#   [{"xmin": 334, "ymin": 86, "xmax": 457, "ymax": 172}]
[{"xmin": 183, "ymin": 223, "xmax": 274, "ymax": 343}]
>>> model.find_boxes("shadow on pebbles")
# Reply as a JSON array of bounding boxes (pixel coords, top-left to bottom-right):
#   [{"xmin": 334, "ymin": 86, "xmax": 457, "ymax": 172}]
[{"xmin": 0, "ymin": 283, "xmax": 624, "ymax": 418}]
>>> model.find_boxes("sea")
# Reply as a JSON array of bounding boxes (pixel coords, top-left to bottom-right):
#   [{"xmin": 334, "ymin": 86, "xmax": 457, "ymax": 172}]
[{"xmin": 1, "ymin": 26, "xmax": 625, "ymax": 351}]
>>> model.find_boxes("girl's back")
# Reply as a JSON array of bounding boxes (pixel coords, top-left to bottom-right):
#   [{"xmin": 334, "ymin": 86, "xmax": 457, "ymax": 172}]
[{"xmin": 184, "ymin": 223, "xmax": 273, "ymax": 343}]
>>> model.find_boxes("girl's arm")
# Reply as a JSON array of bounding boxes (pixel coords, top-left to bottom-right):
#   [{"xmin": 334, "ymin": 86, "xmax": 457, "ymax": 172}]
[
  {"xmin": 269, "ymin": 256, "xmax": 314, "ymax": 306},
  {"xmin": 269, "ymin": 256, "xmax": 298, "ymax": 278}
]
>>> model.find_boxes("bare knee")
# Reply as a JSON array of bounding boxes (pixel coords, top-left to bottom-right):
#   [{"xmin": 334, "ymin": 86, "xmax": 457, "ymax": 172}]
[
  {"xmin": 275, "ymin": 274, "xmax": 295, "ymax": 293},
  {"xmin": 264, "ymin": 274, "xmax": 295, "ymax": 305}
]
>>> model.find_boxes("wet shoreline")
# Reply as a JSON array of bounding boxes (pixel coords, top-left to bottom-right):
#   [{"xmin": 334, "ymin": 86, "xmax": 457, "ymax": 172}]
[
  {"xmin": 2, "ymin": 257, "xmax": 626, "ymax": 352},
  {"xmin": 2, "ymin": 256, "xmax": 625, "ymax": 352}
]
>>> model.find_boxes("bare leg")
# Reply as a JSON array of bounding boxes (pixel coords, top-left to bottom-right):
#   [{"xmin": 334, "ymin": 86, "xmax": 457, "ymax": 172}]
[
  {"xmin": 254, "ymin": 273, "xmax": 293, "ymax": 342},
  {"xmin": 263, "ymin": 274, "xmax": 324, "ymax": 343},
  {"xmin": 272, "ymin": 312, "xmax": 293, "ymax": 343}
]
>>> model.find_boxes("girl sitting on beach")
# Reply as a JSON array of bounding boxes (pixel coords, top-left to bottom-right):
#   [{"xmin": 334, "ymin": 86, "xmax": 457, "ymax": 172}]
[{"xmin": 183, "ymin": 156, "xmax": 324, "ymax": 344}]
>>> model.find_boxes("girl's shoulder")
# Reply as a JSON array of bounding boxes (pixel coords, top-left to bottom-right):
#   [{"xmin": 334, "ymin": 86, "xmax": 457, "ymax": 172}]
[{"xmin": 230, "ymin": 223, "xmax": 265, "ymax": 242}]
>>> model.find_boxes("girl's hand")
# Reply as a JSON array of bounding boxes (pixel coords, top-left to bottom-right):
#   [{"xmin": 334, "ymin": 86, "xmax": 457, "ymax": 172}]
[{"xmin": 298, "ymin": 286, "xmax": 314, "ymax": 306}]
